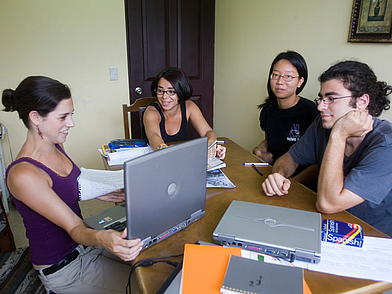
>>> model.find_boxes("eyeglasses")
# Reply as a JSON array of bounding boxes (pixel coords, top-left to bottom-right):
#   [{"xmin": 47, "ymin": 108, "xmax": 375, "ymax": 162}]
[
  {"xmin": 155, "ymin": 88, "xmax": 177, "ymax": 96},
  {"xmin": 314, "ymin": 95, "xmax": 353, "ymax": 105},
  {"xmin": 270, "ymin": 73, "xmax": 299, "ymax": 82}
]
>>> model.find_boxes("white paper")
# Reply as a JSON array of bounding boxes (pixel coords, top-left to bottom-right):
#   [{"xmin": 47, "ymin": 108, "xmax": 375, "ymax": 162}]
[
  {"xmin": 78, "ymin": 167, "xmax": 124, "ymax": 200},
  {"xmin": 304, "ymin": 236, "xmax": 392, "ymax": 283},
  {"xmin": 253, "ymin": 236, "xmax": 392, "ymax": 284},
  {"xmin": 100, "ymin": 146, "xmax": 153, "ymax": 166}
]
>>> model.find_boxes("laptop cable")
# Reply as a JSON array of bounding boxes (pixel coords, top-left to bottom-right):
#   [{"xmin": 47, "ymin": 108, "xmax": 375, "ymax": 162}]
[{"xmin": 126, "ymin": 253, "xmax": 183, "ymax": 294}]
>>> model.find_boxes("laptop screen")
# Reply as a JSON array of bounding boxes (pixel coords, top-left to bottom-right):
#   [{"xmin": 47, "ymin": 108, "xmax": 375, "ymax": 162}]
[{"xmin": 124, "ymin": 137, "xmax": 207, "ymax": 249}]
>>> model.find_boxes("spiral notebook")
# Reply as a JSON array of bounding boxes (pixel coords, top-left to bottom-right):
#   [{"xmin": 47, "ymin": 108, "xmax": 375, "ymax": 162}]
[{"xmin": 221, "ymin": 255, "xmax": 303, "ymax": 294}]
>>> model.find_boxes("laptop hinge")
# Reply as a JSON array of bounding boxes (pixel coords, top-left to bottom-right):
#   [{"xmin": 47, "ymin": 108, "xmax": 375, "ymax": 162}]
[
  {"xmin": 218, "ymin": 233, "xmax": 235, "ymax": 239},
  {"xmin": 295, "ymin": 248, "xmax": 319, "ymax": 263},
  {"xmin": 142, "ymin": 236, "xmax": 152, "ymax": 250},
  {"xmin": 190, "ymin": 209, "xmax": 205, "ymax": 223},
  {"xmin": 213, "ymin": 233, "xmax": 235, "ymax": 246}
]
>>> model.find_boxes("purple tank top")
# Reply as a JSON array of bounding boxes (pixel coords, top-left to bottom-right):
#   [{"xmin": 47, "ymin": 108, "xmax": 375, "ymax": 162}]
[{"xmin": 6, "ymin": 145, "xmax": 82, "ymax": 265}]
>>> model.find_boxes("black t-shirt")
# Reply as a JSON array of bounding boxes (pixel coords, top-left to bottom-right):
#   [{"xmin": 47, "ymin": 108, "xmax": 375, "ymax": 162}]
[{"xmin": 260, "ymin": 97, "xmax": 319, "ymax": 164}]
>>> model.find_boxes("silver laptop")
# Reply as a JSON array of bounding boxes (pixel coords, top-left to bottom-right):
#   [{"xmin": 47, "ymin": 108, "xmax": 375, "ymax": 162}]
[
  {"xmin": 213, "ymin": 200, "xmax": 321, "ymax": 263},
  {"xmin": 84, "ymin": 137, "xmax": 207, "ymax": 251}
]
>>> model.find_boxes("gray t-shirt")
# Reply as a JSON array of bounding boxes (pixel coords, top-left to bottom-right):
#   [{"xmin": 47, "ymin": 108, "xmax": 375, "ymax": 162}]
[{"xmin": 289, "ymin": 116, "xmax": 392, "ymax": 236}]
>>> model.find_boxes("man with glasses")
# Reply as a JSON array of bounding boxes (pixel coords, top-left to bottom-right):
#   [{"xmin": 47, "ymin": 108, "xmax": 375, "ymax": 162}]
[{"xmin": 262, "ymin": 60, "xmax": 392, "ymax": 236}]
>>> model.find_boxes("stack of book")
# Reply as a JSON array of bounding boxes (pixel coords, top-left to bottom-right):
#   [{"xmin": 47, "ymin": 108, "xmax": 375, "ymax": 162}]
[{"xmin": 100, "ymin": 139, "xmax": 153, "ymax": 166}]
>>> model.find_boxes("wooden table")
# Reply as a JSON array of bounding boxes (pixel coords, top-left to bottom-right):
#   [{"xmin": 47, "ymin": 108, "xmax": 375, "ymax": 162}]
[{"xmin": 107, "ymin": 137, "xmax": 392, "ymax": 293}]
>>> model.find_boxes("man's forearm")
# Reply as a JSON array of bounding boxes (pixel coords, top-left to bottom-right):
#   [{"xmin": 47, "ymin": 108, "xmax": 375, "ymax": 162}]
[
  {"xmin": 316, "ymin": 131, "xmax": 346, "ymax": 212},
  {"xmin": 271, "ymin": 152, "xmax": 298, "ymax": 178}
]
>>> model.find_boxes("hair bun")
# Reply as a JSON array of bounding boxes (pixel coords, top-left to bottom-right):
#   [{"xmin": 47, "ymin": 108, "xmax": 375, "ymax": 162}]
[{"xmin": 2, "ymin": 89, "xmax": 16, "ymax": 112}]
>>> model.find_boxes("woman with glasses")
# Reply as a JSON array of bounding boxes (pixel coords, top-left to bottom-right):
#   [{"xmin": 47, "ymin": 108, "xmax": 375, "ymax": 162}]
[
  {"xmin": 253, "ymin": 51, "xmax": 318, "ymax": 185},
  {"xmin": 143, "ymin": 67, "xmax": 225, "ymax": 158}
]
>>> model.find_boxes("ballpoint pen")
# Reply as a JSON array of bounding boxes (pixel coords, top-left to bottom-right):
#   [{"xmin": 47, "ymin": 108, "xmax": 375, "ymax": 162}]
[
  {"xmin": 242, "ymin": 162, "xmax": 268, "ymax": 167},
  {"xmin": 251, "ymin": 164, "xmax": 263, "ymax": 176},
  {"xmin": 216, "ymin": 140, "xmax": 226, "ymax": 144}
]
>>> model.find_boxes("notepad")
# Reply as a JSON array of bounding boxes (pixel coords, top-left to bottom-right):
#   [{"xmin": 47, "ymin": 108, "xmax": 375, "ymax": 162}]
[{"xmin": 221, "ymin": 255, "xmax": 303, "ymax": 294}]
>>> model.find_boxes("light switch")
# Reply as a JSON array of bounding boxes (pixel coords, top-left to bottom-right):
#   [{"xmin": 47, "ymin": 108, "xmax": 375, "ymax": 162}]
[{"xmin": 110, "ymin": 67, "xmax": 118, "ymax": 81}]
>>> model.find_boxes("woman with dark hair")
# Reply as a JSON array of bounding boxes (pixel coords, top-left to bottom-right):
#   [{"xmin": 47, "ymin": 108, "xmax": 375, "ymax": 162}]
[
  {"xmin": 3, "ymin": 76, "xmax": 142, "ymax": 294},
  {"xmin": 143, "ymin": 67, "xmax": 225, "ymax": 158},
  {"xmin": 253, "ymin": 51, "xmax": 318, "ymax": 184}
]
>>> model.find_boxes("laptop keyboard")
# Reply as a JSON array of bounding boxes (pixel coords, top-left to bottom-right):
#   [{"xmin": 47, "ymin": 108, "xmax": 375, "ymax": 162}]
[{"xmin": 105, "ymin": 220, "xmax": 126, "ymax": 232}]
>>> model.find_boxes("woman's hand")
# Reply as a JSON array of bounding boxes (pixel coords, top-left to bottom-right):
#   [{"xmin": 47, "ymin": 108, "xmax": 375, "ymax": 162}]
[
  {"xmin": 215, "ymin": 145, "xmax": 226, "ymax": 159},
  {"xmin": 96, "ymin": 228, "xmax": 143, "ymax": 261},
  {"xmin": 97, "ymin": 189, "xmax": 125, "ymax": 203},
  {"xmin": 253, "ymin": 140, "xmax": 273, "ymax": 164}
]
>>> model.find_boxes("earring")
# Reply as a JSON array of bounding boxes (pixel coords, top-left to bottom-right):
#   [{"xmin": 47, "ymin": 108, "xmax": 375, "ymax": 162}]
[{"xmin": 37, "ymin": 126, "xmax": 43, "ymax": 139}]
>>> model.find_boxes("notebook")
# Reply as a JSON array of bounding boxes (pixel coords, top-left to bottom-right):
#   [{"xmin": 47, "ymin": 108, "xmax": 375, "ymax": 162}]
[
  {"xmin": 84, "ymin": 137, "xmax": 207, "ymax": 251},
  {"xmin": 213, "ymin": 200, "xmax": 321, "ymax": 263},
  {"xmin": 220, "ymin": 255, "xmax": 303, "ymax": 294}
]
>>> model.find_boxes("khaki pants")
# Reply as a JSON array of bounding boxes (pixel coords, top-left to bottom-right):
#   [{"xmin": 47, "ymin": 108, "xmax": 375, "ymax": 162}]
[{"xmin": 36, "ymin": 245, "xmax": 131, "ymax": 294}]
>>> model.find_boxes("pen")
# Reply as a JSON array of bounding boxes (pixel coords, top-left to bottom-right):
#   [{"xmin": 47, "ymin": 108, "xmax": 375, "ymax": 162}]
[
  {"xmin": 252, "ymin": 164, "xmax": 263, "ymax": 176},
  {"xmin": 101, "ymin": 144, "xmax": 107, "ymax": 155},
  {"xmin": 242, "ymin": 162, "xmax": 268, "ymax": 167},
  {"xmin": 216, "ymin": 140, "xmax": 226, "ymax": 144}
]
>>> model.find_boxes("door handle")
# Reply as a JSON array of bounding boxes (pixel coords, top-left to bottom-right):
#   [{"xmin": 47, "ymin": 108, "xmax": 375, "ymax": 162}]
[{"xmin": 135, "ymin": 87, "xmax": 143, "ymax": 95}]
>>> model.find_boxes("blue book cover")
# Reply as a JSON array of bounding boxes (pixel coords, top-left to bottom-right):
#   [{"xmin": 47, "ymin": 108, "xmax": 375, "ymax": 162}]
[{"xmin": 321, "ymin": 219, "xmax": 363, "ymax": 247}]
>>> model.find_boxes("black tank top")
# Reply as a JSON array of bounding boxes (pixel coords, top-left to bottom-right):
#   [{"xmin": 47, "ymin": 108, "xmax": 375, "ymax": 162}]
[{"xmin": 149, "ymin": 102, "xmax": 188, "ymax": 142}]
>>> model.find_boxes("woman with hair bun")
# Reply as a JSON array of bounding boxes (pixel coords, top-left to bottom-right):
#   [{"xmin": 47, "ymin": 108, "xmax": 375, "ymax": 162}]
[{"xmin": 3, "ymin": 76, "xmax": 142, "ymax": 294}]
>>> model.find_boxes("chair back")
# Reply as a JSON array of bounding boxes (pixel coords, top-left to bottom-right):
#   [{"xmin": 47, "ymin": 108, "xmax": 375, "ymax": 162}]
[
  {"xmin": 122, "ymin": 97, "xmax": 158, "ymax": 139},
  {"xmin": 0, "ymin": 199, "xmax": 16, "ymax": 252}
]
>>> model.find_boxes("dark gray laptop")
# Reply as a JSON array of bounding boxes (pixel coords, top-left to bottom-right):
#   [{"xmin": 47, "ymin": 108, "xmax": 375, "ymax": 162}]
[
  {"xmin": 84, "ymin": 137, "xmax": 207, "ymax": 251},
  {"xmin": 213, "ymin": 200, "xmax": 321, "ymax": 263}
]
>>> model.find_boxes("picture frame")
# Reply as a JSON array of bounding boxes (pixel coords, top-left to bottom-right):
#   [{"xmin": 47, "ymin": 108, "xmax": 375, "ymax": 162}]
[{"xmin": 348, "ymin": 0, "xmax": 392, "ymax": 42}]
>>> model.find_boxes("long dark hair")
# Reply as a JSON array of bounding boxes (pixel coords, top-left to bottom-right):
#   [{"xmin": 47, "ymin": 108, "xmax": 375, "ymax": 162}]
[
  {"xmin": 2, "ymin": 76, "xmax": 71, "ymax": 128},
  {"xmin": 319, "ymin": 60, "xmax": 391, "ymax": 117},
  {"xmin": 150, "ymin": 67, "xmax": 193, "ymax": 103},
  {"xmin": 259, "ymin": 51, "xmax": 308, "ymax": 108}
]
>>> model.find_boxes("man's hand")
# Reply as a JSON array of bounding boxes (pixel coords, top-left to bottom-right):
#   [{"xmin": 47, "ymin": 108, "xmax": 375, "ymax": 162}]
[
  {"xmin": 333, "ymin": 110, "xmax": 373, "ymax": 139},
  {"xmin": 262, "ymin": 173, "xmax": 291, "ymax": 196}
]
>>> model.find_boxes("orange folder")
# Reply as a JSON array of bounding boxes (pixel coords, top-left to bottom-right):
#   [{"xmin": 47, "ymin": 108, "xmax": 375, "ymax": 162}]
[{"xmin": 182, "ymin": 244, "xmax": 242, "ymax": 294}]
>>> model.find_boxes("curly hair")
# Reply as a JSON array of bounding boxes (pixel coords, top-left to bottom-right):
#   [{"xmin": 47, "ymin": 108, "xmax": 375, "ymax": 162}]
[{"xmin": 319, "ymin": 60, "xmax": 391, "ymax": 117}]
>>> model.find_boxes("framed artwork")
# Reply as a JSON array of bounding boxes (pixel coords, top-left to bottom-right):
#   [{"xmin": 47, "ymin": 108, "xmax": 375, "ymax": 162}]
[{"xmin": 348, "ymin": 0, "xmax": 392, "ymax": 42}]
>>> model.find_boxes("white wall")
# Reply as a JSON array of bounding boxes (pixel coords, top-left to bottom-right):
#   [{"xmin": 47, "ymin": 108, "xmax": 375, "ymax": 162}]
[
  {"xmin": 214, "ymin": 0, "xmax": 392, "ymax": 152},
  {"xmin": 1, "ymin": 0, "xmax": 392, "ymax": 170},
  {"xmin": 0, "ymin": 0, "xmax": 129, "ymax": 169}
]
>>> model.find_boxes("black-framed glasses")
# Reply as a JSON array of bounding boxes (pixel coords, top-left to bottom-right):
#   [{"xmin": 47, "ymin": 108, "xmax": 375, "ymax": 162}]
[
  {"xmin": 314, "ymin": 95, "xmax": 353, "ymax": 105},
  {"xmin": 155, "ymin": 88, "xmax": 177, "ymax": 96},
  {"xmin": 270, "ymin": 73, "xmax": 299, "ymax": 82}
]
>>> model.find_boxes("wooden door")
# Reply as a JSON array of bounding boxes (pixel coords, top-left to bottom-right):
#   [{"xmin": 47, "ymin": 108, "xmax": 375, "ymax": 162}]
[{"xmin": 124, "ymin": 0, "xmax": 215, "ymax": 138}]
